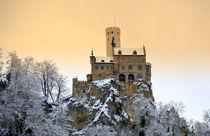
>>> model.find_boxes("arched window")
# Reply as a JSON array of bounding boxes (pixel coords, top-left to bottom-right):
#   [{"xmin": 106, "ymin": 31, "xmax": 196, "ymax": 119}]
[
  {"xmin": 133, "ymin": 50, "xmax": 137, "ymax": 55},
  {"xmin": 137, "ymin": 73, "xmax": 143, "ymax": 80},
  {"xmin": 110, "ymin": 60, "xmax": 113, "ymax": 62},
  {"xmin": 101, "ymin": 60, "xmax": 105, "ymax": 62},
  {"xmin": 119, "ymin": 74, "xmax": 126, "ymax": 82},
  {"xmin": 138, "ymin": 65, "xmax": 142, "ymax": 70},
  {"xmin": 128, "ymin": 65, "xmax": 133, "ymax": 70},
  {"xmin": 118, "ymin": 50, "xmax": 122, "ymax": 55},
  {"xmin": 128, "ymin": 74, "xmax": 135, "ymax": 80}
]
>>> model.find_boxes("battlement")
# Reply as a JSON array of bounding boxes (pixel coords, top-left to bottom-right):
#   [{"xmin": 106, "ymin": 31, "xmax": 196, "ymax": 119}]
[{"xmin": 72, "ymin": 78, "xmax": 89, "ymax": 97}]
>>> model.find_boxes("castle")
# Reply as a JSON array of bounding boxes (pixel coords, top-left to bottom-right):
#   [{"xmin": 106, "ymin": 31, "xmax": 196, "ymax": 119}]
[{"xmin": 73, "ymin": 26, "xmax": 152, "ymax": 97}]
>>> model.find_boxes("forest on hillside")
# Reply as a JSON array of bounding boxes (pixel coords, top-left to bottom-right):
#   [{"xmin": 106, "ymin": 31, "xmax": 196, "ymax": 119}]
[{"xmin": 0, "ymin": 48, "xmax": 209, "ymax": 136}]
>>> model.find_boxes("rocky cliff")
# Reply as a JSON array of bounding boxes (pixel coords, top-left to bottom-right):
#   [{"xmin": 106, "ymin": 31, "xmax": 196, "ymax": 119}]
[{"xmin": 67, "ymin": 79, "xmax": 187, "ymax": 136}]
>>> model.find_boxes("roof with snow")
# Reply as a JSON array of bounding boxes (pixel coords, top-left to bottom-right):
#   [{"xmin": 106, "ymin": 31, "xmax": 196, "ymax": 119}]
[
  {"xmin": 114, "ymin": 48, "xmax": 145, "ymax": 55},
  {"xmin": 95, "ymin": 56, "xmax": 114, "ymax": 63},
  {"xmin": 146, "ymin": 62, "xmax": 151, "ymax": 66}
]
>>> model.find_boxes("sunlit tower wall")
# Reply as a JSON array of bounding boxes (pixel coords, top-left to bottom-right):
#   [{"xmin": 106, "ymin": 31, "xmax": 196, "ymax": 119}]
[{"xmin": 105, "ymin": 27, "xmax": 121, "ymax": 57}]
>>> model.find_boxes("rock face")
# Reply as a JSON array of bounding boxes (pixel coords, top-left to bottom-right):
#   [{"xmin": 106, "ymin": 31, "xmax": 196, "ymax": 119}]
[{"xmin": 67, "ymin": 79, "xmax": 187, "ymax": 136}]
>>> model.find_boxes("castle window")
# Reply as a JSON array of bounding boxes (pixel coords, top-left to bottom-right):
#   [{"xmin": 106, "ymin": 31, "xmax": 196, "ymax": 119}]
[
  {"xmin": 133, "ymin": 50, "xmax": 137, "ymax": 55},
  {"xmin": 111, "ymin": 31, "xmax": 113, "ymax": 34},
  {"xmin": 128, "ymin": 65, "xmax": 133, "ymax": 70},
  {"xmin": 95, "ymin": 66, "xmax": 99, "ymax": 70},
  {"xmin": 119, "ymin": 74, "xmax": 126, "ymax": 82},
  {"xmin": 107, "ymin": 66, "xmax": 109, "ymax": 69},
  {"xmin": 138, "ymin": 65, "xmax": 142, "ymax": 70},
  {"xmin": 101, "ymin": 60, "xmax": 105, "ymax": 62},
  {"xmin": 137, "ymin": 73, "xmax": 143, "ymax": 80},
  {"xmin": 110, "ymin": 60, "xmax": 113, "ymax": 62},
  {"xmin": 118, "ymin": 50, "xmax": 122, "ymax": 55},
  {"xmin": 128, "ymin": 74, "xmax": 135, "ymax": 80},
  {"xmin": 122, "ymin": 66, "xmax": 125, "ymax": 70},
  {"xmin": 101, "ymin": 66, "xmax": 104, "ymax": 70}
]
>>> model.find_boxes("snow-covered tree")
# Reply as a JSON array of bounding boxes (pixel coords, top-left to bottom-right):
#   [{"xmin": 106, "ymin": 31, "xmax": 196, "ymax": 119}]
[
  {"xmin": 0, "ymin": 52, "xmax": 70, "ymax": 135},
  {"xmin": 6, "ymin": 51, "xmax": 22, "ymax": 90},
  {"xmin": 55, "ymin": 74, "xmax": 67, "ymax": 102},
  {"xmin": 33, "ymin": 60, "xmax": 58, "ymax": 103},
  {"xmin": 203, "ymin": 109, "xmax": 210, "ymax": 127},
  {"xmin": 0, "ymin": 48, "xmax": 4, "ymax": 74}
]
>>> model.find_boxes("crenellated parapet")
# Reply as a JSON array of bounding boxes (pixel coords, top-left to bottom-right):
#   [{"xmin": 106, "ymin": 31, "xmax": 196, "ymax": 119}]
[{"xmin": 72, "ymin": 78, "xmax": 89, "ymax": 97}]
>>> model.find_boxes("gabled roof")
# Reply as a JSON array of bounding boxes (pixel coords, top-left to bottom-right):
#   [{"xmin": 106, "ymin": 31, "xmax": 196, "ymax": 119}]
[
  {"xmin": 114, "ymin": 48, "xmax": 145, "ymax": 55},
  {"xmin": 95, "ymin": 56, "xmax": 114, "ymax": 63}
]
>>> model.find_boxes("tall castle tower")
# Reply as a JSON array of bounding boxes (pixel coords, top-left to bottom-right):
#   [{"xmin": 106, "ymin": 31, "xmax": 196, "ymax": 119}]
[{"xmin": 105, "ymin": 27, "xmax": 121, "ymax": 57}]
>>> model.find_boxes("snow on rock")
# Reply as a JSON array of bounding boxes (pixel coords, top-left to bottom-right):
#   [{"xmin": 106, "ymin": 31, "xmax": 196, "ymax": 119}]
[
  {"xmin": 68, "ymin": 78, "xmax": 188, "ymax": 136},
  {"xmin": 134, "ymin": 81, "xmax": 150, "ymax": 91},
  {"xmin": 92, "ymin": 78, "xmax": 115, "ymax": 88}
]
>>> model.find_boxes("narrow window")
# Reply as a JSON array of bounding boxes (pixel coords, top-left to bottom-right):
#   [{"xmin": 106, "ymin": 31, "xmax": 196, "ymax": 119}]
[
  {"xmin": 118, "ymin": 50, "xmax": 122, "ymax": 55},
  {"xmin": 95, "ymin": 66, "xmax": 98, "ymax": 70},
  {"xmin": 138, "ymin": 65, "xmax": 142, "ymax": 70},
  {"xmin": 101, "ymin": 66, "xmax": 104, "ymax": 70},
  {"xmin": 122, "ymin": 66, "xmax": 125, "ymax": 70},
  {"xmin": 128, "ymin": 65, "xmax": 133, "ymax": 70},
  {"xmin": 133, "ymin": 50, "xmax": 137, "ymax": 55}
]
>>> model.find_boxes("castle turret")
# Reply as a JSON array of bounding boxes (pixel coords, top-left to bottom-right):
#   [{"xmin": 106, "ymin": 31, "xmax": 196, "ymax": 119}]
[
  {"xmin": 105, "ymin": 27, "xmax": 121, "ymax": 57},
  {"xmin": 90, "ymin": 50, "xmax": 96, "ymax": 75}
]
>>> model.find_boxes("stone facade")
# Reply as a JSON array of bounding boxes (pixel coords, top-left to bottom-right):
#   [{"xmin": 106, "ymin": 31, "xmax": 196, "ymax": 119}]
[
  {"xmin": 89, "ymin": 26, "xmax": 151, "ymax": 82},
  {"xmin": 73, "ymin": 26, "xmax": 152, "ymax": 96}
]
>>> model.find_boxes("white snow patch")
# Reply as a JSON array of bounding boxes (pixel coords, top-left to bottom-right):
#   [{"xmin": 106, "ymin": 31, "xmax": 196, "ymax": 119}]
[
  {"xmin": 110, "ymin": 86, "xmax": 118, "ymax": 95},
  {"xmin": 91, "ymin": 92, "xmax": 113, "ymax": 125},
  {"xmin": 134, "ymin": 82, "xmax": 149, "ymax": 91},
  {"xmin": 92, "ymin": 78, "xmax": 114, "ymax": 88},
  {"xmin": 122, "ymin": 109, "xmax": 129, "ymax": 119},
  {"xmin": 114, "ymin": 115, "xmax": 122, "ymax": 122},
  {"xmin": 91, "ymin": 96, "xmax": 96, "ymax": 99}
]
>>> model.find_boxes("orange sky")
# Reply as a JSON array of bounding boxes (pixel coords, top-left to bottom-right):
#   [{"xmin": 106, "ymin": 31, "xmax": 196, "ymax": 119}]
[{"xmin": 0, "ymin": 0, "xmax": 210, "ymax": 121}]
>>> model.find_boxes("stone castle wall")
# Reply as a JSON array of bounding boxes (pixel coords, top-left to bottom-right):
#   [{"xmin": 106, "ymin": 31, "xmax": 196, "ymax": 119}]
[
  {"xmin": 72, "ymin": 78, "xmax": 88, "ymax": 97},
  {"xmin": 72, "ymin": 78, "xmax": 154, "ymax": 101},
  {"xmin": 89, "ymin": 55, "xmax": 151, "ymax": 82},
  {"xmin": 113, "ymin": 55, "xmax": 149, "ymax": 81},
  {"xmin": 91, "ymin": 63, "xmax": 115, "ymax": 81}
]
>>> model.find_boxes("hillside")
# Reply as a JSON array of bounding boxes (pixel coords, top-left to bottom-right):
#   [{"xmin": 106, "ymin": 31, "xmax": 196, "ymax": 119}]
[{"xmin": 66, "ymin": 78, "xmax": 188, "ymax": 136}]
